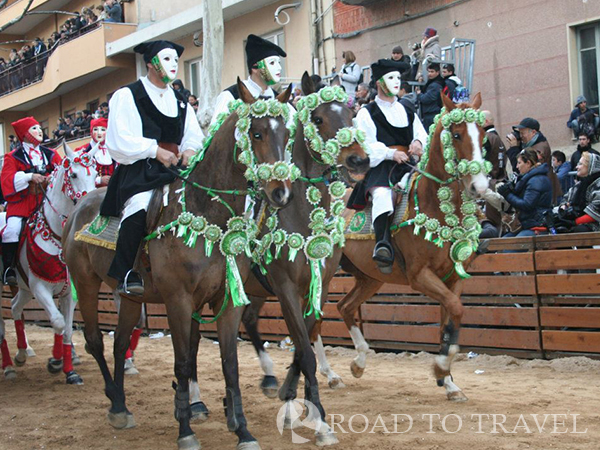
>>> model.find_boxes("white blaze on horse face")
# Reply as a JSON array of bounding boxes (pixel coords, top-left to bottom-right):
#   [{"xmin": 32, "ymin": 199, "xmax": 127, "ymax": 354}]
[
  {"xmin": 92, "ymin": 126, "xmax": 107, "ymax": 144},
  {"xmin": 382, "ymin": 71, "xmax": 401, "ymax": 96},
  {"xmin": 263, "ymin": 56, "xmax": 282, "ymax": 84},
  {"xmin": 157, "ymin": 48, "xmax": 179, "ymax": 82},
  {"xmin": 466, "ymin": 122, "xmax": 489, "ymax": 195}
]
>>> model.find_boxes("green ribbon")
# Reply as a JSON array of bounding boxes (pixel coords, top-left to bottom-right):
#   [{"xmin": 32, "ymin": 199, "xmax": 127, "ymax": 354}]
[
  {"xmin": 226, "ymin": 255, "xmax": 250, "ymax": 307},
  {"xmin": 70, "ymin": 279, "xmax": 78, "ymax": 304},
  {"xmin": 304, "ymin": 259, "xmax": 324, "ymax": 319}
]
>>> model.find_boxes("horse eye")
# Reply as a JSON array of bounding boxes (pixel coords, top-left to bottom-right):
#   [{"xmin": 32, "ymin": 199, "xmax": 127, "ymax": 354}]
[
  {"xmin": 453, "ymin": 133, "xmax": 461, "ymax": 140},
  {"xmin": 253, "ymin": 132, "xmax": 262, "ymax": 140},
  {"xmin": 313, "ymin": 117, "xmax": 323, "ymax": 125}
]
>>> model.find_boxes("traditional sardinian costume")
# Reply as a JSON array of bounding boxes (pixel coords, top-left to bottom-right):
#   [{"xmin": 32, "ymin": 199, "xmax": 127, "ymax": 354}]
[
  {"xmin": 101, "ymin": 40, "xmax": 205, "ymax": 294},
  {"xmin": 75, "ymin": 118, "xmax": 117, "ymax": 187},
  {"xmin": 1, "ymin": 117, "xmax": 61, "ymax": 284},
  {"xmin": 347, "ymin": 59, "xmax": 428, "ymax": 270}
]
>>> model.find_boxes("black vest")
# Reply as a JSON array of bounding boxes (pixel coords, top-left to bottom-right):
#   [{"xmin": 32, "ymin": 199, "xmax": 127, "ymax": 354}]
[
  {"xmin": 100, "ymin": 81, "xmax": 187, "ymax": 217},
  {"xmin": 364, "ymin": 102, "xmax": 414, "ymax": 147}
]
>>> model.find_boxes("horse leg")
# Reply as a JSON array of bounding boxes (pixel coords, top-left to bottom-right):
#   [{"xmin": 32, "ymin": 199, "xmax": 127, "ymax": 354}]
[
  {"xmin": 409, "ymin": 268, "xmax": 466, "ymax": 402},
  {"xmin": 11, "ymin": 289, "xmax": 34, "ymax": 366},
  {"xmin": 242, "ymin": 296, "xmax": 278, "ymax": 398},
  {"xmin": 189, "ymin": 320, "xmax": 209, "ymax": 423},
  {"xmin": 336, "ymin": 274, "xmax": 383, "ymax": 378},
  {"xmin": 59, "ymin": 292, "xmax": 83, "ymax": 385},
  {"xmin": 313, "ymin": 333, "xmax": 345, "ymax": 389},
  {"xmin": 164, "ymin": 297, "xmax": 198, "ymax": 450},
  {"xmin": 109, "ymin": 296, "xmax": 141, "ymax": 429},
  {"xmin": 1, "ymin": 317, "xmax": 16, "ymax": 379},
  {"xmin": 114, "ymin": 292, "xmax": 143, "ymax": 376},
  {"xmin": 217, "ymin": 299, "xmax": 260, "ymax": 450}
]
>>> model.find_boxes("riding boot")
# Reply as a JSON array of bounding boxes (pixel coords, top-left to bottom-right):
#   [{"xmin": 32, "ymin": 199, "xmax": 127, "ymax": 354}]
[
  {"xmin": 108, "ymin": 210, "xmax": 147, "ymax": 297},
  {"xmin": 372, "ymin": 214, "xmax": 394, "ymax": 274},
  {"xmin": 2, "ymin": 242, "xmax": 19, "ymax": 286}
]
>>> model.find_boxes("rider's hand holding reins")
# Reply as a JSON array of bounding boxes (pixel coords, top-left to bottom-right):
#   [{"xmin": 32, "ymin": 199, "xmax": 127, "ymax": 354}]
[
  {"xmin": 179, "ymin": 149, "xmax": 195, "ymax": 167},
  {"xmin": 409, "ymin": 140, "xmax": 423, "ymax": 160},
  {"xmin": 31, "ymin": 173, "xmax": 47, "ymax": 184},
  {"xmin": 393, "ymin": 149, "xmax": 409, "ymax": 164},
  {"xmin": 156, "ymin": 146, "xmax": 178, "ymax": 167}
]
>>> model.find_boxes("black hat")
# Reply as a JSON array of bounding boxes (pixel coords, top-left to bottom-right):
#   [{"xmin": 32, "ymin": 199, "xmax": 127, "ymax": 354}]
[
  {"xmin": 370, "ymin": 59, "xmax": 410, "ymax": 82},
  {"xmin": 515, "ymin": 117, "xmax": 540, "ymax": 132},
  {"xmin": 133, "ymin": 40, "xmax": 184, "ymax": 64},
  {"xmin": 245, "ymin": 34, "xmax": 286, "ymax": 71}
]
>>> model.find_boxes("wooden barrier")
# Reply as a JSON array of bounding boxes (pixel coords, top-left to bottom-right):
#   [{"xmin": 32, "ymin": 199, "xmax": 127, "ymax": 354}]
[{"xmin": 2, "ymin": 233, "xmax": 600, "ymax": 359}]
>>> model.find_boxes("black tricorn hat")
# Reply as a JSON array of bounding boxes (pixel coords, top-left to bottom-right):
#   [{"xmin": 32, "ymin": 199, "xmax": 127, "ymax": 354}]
[
  {"xmin": 371, "ymin": 58, "xmax": 410, "ymax": 81},
  {"xmin": 134, "ymin": 40, "xmax": 184, "ymax": 64},
  {"xmin": 246, "ymin": 34, "xmax": 286, "ymax": 71}
]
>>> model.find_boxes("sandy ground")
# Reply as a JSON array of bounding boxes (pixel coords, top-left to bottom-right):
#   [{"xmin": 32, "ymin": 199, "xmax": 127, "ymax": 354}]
[{"xmin": 1, "ymin": 322, "xmax": 599, "ymax": 450}]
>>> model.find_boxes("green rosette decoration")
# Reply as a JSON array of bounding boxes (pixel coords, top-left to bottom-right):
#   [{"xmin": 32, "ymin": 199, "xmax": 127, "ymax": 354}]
[
  {"xmin": 219, "ymin": 230, "xmax": 248, "ymax": 256},
  {"xmin": 424, "ymin": 218, "xmax": 440, "ymax": 242},
  {"xmin": 203, "ymin": 224, "xmax": 222, "ymax": 257},
  {"xmin": 450, "ymin": 239, "xmax": 474, "ymax": 279},
  {"xmin": 305, "ymin": 259, "xmax": 324, "ymax": 320},
  {"xmin": 305, "ymin": 234, "xmax": 334, "ymax": 261},
  {"xmin": 273, "ymin": 229, "xmax": 287, "ymax": 258},
  {"xmin": 176, "ymin": 211, "xmax": 194, "ymax": 238},
  {"xmin": 330, "ymin": 199, "xmax": 345, "ymax": 216},
  {"xmin": 413, "ymin": 212, "xmax": 427, "ymax": 235},
  {"xmin": 306, "ymin": 186, "xmax": 322, "ymax": 206},
  {"xmin": 251, "ymin": 100, "xmax": 268, "ymax": 118},
  {"xmin": 184, "ymin": 215, "xmax": 207, "ymax": 248},
  {"xmin": 329, "ymin": 181, "xmax": 346, "ymax": 199},
  {"xmin": 287, "ymin": 232, "xmax": 305, "ymax": 262}
]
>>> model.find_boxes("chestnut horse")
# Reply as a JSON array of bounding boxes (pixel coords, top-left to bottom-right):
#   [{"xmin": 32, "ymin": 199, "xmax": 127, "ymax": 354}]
[{"xmin": 63, "ymin": 80, "xmax": 293, "ymax": 450}]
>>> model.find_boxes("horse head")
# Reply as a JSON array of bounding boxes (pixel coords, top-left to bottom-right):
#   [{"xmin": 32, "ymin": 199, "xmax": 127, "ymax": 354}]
[
  {"xmin": 299, "ymin": 71, "xmax": 370, "ymax": 182},
  {"xmin": 440, "ymin": 92, "xmax": 489, "ymax": 197},
  {"xmin": 237, "ymin": 77, "xmax": 293, "ymax": 209},
  {"xmin": 60, "ymin": 140, "xmax": 98, "ymax": 204}
]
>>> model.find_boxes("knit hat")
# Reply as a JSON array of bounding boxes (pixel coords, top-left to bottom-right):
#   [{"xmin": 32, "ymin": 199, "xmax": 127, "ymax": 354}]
[
  {"xmin": 575, "ymin": 95, "xmax": 587, "ymax": 107},
  {"xmin": 11, "ymin": 116, "xmax": 40, "ymax": 143},
  {"xmin": 392, "ymin": 45, "xmax": 404, "ymax": 54},
  {"xmin": 423, "ymin": 27, "xmax": 437, "ymax": 38},
  {"xmin": 587, "ymin": 152, "xmax": 600, "ymax": 176}
]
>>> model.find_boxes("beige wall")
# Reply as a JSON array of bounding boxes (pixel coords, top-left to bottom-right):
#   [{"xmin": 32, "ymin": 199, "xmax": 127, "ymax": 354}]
[{"xmin": 135, "ymin": 0, "xmax": 197, "ymax": 26}]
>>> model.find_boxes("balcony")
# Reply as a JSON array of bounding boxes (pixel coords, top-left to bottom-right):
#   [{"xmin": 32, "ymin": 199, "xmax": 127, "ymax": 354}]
[
  {"xmin": 0, "ymin": 0, "xmax": 74, "ymax": 35},
  {"xmin": 0, "ymin": 22, "xmax": 136, "ymax": 112}
]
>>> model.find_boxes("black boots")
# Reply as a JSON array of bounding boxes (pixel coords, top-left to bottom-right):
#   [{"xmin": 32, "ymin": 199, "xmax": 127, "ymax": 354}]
[
  {"xmin": 2, "ymin": 242, "xmax": 18, "ymax": 286},
  {"xmin": 372, "ymin": 214, "xmax": 394, "ymax": 274},
  {"xmin": 108, "ymin": 210, "xmax": 147, "ymax": 297}
]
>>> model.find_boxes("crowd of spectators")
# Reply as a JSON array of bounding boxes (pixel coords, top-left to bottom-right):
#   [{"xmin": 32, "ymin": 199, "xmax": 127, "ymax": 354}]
[
  {"xmin": 49, "ymin": 103, "xmax": 108, "ymax": 143},
  {"xmin": 0, "ymin": 1, "xmax": 124, "ymax": 95}
]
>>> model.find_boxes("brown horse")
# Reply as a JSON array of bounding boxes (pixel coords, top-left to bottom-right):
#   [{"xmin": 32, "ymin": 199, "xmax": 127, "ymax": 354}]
[
  {"xmin": 239, "ymin": 73, "xmax": 370, "ymax": 442},
  {"xmin": 62, "ymin": 79, "xmax": 293, "ymax": 450},
  {"xmin": 318, "ymin": 93, "xmax": 489, "ymax": 402}
]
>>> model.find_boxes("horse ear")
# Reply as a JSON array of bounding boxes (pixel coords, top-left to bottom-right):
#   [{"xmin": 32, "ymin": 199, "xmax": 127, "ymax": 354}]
[
  {"xmin": 441, "ymin": 92, "xmax": 456, "ymax": 112},
  {"xmin": 301, "ymin": 71, "xmax": 315, "ymax": 95},
  {"xmin": 237, "ymin": 77, "xmax": 256, "ymax": 105},
  {"xmin": 277, "ymin": 83, "xmax": 293, "ymax": 104},
  {"xmin": 471, "ymin": 92, "xmax": 482, "ymax": 110},
  {"xmin": 62, "ymin": 139, "xmax": 75, "ymax": 160},
  {"xmin": 87, "ymin": 140, "xmax": 100, "ymax": 159}
]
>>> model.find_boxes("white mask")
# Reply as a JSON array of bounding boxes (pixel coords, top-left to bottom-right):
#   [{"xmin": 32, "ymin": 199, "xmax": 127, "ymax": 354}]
[
  {"xmin": 92, "ymin": 126, "xmax": 107, "ymax": 144},
  {"xmin": 258, "ymin": 55, "xmax": 282, "ymax": 85},
  {"xmin": 379, "ymin": 71, "xmax": 401, "ymax": 97},
  {"xmin": 151, "ymin": 48, "xmax": 179, "ymax": 83},
  {"xmin": 26, "ymin": 124, "xmax": 44, "ymax": 144}
]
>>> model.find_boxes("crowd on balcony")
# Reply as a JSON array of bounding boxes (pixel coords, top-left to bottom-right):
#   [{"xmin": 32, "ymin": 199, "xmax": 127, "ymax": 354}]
[{"xmin": 0, "ymin": 1, "xmax": 124, "ymax": 96}]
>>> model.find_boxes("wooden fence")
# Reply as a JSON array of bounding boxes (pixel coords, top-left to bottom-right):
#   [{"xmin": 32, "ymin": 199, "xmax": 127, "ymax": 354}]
[{"xmin": 3, "ymin": 233, "xmax": 600, "ymax": 359}]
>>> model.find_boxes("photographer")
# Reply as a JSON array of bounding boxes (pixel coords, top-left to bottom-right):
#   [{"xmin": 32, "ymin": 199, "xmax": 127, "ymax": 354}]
[
  {"xmin": 497, "ymin": 149, "xmax": 552, "ymax": 237},
  {"xmin": 555, "ymin": 152, "xmax": 600, "ymax": 233}
]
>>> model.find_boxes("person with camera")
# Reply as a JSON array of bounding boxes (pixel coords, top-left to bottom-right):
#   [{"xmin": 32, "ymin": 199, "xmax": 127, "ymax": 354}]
[
  {"xmin": 103, "ymin": 0, "xmax": 122, "ymax": 23},
  {"xmin": 0, "ymin": 117, "xmax": 62, "ymax": 285},
  {"xmin": 554, "ymin": 152, "xmax": 600, "ymax": 233},
  {"xmin": 336, "ymin": 51, "xmax": 362, "ymax": 103},
  {"xmin": 497, "ymin": 149, "xmax": 553, "ymax": 238}
]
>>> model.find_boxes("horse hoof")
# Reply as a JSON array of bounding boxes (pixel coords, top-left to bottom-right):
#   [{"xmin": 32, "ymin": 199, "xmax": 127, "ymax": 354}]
[
  {"xmin": 26, "ymin": 346, "xmax": 36, "ymax": 357},
  {"xmin": 447, "ymin": 391, "xmax": 468, "ymax": 402},
  {"xmin": 328, "ymin": 377, "xmax": 346, "ymax": 390},
  {"xmin": 283, "ymin": 417, "xmax": 301, "ymax": 430},
  {"xmin": 316, "ymin": 431, "xmax": 339, "ymax": 447},
  {"xmin": 190, "ymin": 401, "xmax": 209, "ymax": 423},
  {"xmin": 47, "ymin": 358, "xmax": 63, "ymax": 374},
  {"xmin": 66, "ymin": 371, "xmax": 84, "ymax": 385},
  {"xmin": 14, "ymin": 349, "xmax": 27, "ymax": 367},
  {"xmin": 124, "ymin": 358, "xmax": 139, "ymax": 376},
  {"xmin": 350, "ymin": 360, "xmax": 365, "ymax": 378},
  {"xmin": 260, "ymin": 375, "xmax": 279, "ymax": 399},
  {"xmin": 4, "ymin": 367, "xmax": 16, "ymax": 380},
  {"xmin": 237, "ymin": 441, "xmax": 261, "ymax": 450},
  {"xmin": 107, "ymin": 411, "xmax": 136, "ymax": 429},
  {"xmin": 177, "ymin": 434, "xmax": 201, "ymax": 450}
]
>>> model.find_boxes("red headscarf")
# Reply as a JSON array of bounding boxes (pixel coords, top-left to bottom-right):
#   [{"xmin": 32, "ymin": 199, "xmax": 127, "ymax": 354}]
[
  {"xmin": 90, "ymin": 117, "xmax": 108, "ymax": 132},
  {"xmin": 11, "ymin": 117, "xmax": 40, "ymax": 143}
]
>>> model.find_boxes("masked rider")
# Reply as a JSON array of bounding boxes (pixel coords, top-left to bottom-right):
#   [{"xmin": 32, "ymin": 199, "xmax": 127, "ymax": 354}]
[
  {"xmin": 1, "ymin": 117, "xmax": 62, "ymax": 285},
  {"xmin": 347, "ymin": 59, "xmax": 428, "ymax": 273},
  {"xmin": 100, "ymin": 40, "xmax": 205, "ymax": 296},
  {"xmin": 75, "ymin": 118, "xmax": 116, "ymax": 187}
]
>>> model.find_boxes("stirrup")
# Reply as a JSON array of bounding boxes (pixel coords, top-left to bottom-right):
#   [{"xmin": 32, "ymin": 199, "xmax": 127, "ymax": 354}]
[
  {"xmin": 118, "ymin": 270, "xmax": 144, "ymax": 296},
  {"xmin": 373, "ymin": 242, "xmax": 394, "ymax": 274},
  {"xmin": 3, "ymin": 267, "xmax": 17, "ymax": 286}
]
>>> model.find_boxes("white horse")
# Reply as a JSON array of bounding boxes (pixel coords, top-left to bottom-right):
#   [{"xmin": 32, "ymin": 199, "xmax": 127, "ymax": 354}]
[{"xmin": 8, "ymin": 141, "xmax": 98, "ymax": 383}]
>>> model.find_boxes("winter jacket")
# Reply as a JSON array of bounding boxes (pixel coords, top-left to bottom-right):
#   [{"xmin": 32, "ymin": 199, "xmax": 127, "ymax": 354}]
[
  {"xmin": 442, "ymin": 75, "xmax": 461, "ymax": 102},
  {"xmin": 339, "ymin": 62, "xmax": 362, "ymax": 99},
  {"xmin": 570, "ymin": 145, "xmax": 600, "ymax": 170},
  {"xmin": 555, "ymin": 162, "xmax": 573, "ymax": 195},
  {"xmin": 483, "ymin": 127, "xmax": 506, "ymax": 180},
  {"xmin": 418, "ymin": 74, "xmax": 444, "ymax": 127},
  {"xmin": 504, "ymin": 163, "xmax": 553, "ymax": 230}
]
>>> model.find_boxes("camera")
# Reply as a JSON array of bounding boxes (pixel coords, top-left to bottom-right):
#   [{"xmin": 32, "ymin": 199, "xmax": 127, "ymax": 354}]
[
  {"xmin": 411, "ymin": 42, "xmax": 422, "ymax": 51},
  {"xmin": 508, "ymin": 127, "xmax": 520, "ymax": 141}
]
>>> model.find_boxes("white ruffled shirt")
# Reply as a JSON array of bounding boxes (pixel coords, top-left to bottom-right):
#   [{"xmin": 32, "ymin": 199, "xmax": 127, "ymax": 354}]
[
  {"xmin": 354, "ymin": 96, "xmax": 428, "ymax": 168},
  {"xmin": 106, "ymin": 76, "xmax": 205, "ymax": 165},
  {"xmin": 13, "ymin": 142, "xmax": 45, "ymax": 192}
]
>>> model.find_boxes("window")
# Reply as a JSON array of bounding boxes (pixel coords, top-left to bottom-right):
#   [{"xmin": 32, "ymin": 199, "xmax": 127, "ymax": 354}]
[
  {"xmin": 87, "ymin": 98, "xmax": 99, "ymax": 115},
  {"xmin": 578, "ymin": 24, "xmax": 600, "ymax": 108},
  {"xmin": 187, "ymin": 58, "xmax": 202, "ymax": 96}
]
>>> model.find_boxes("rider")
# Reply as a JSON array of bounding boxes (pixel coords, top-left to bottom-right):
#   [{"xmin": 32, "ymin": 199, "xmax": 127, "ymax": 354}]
[
  {"xmin": 1, "ymin": 117, "xmax": 62, "ymax": 285},
  {"xmin": 101, "ymin": 40, "xmax": 204, "ymax": 296},
  {"xmin": 75, "ymin": 118, "xmax": 116, "ymax": 187},
  {"xmin": 211, "ymin": 34, "xmax": 288, "ymax": 124},
  {"xmin": 347, "ymin": 59, "xmax": 428, "ymax": 273}
]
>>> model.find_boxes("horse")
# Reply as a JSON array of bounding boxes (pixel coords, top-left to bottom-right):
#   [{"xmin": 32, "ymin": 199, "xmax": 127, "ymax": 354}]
[
  {"xmin": 314, "ymin": 93, "xmax": 489, "ymax": 402},
  {"xmin": 7, "ymin": 141, "xmax": 99, "ymax": 384},
  {"xmin": 63, "ymin": 79, "xmax": 296, "ymax": 450},
  {"xmin": 237, "ymin": 74, "xmax": 370, "ymax": 425}
]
